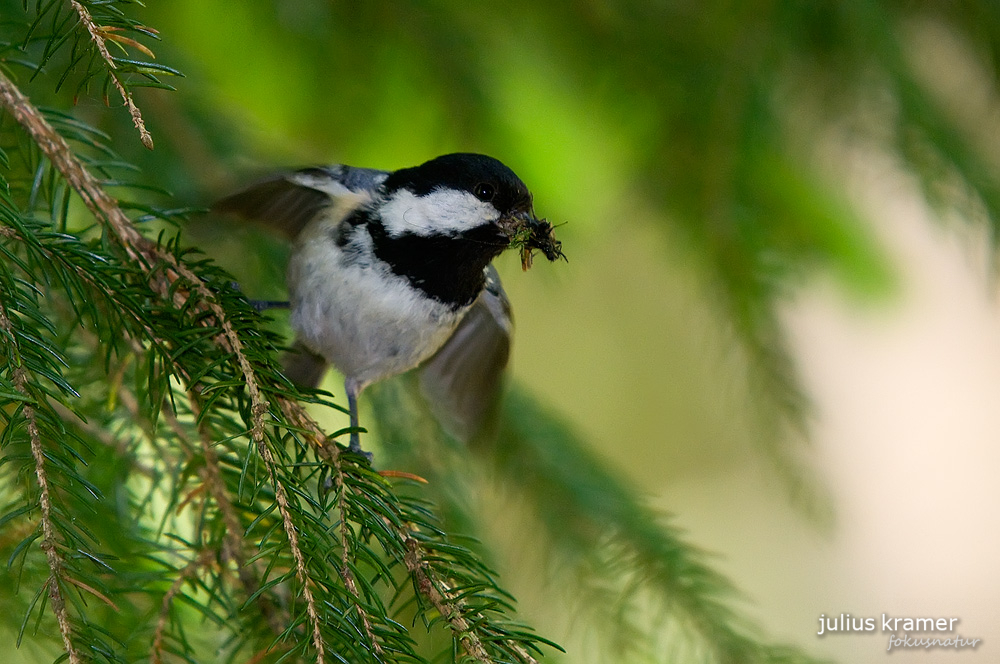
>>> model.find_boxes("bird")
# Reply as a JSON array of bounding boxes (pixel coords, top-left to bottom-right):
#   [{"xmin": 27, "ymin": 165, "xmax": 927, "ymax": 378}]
[{"xmin": 214, "ymin": 153, "xmax": 564, "ymax": 456}]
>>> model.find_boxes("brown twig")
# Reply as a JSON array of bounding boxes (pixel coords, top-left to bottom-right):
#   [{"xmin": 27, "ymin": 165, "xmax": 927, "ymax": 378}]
[
  {"xmin": 278, "ymin": 395, "xmax": 540, "ymax": 663},
  {"xmin": 70, "ymin": 0, "xmax": 153, "ymax": 149},
  {"xmin": 253, "ymin": 428, "xmax": 327, "ymax": 663},
  {"xmin": 63, "ymin": 575, "xmax": 120, "ymax": 611},
  {"xmin": 150, "ymin": 550, "xmax": 212, "ymax": 664},
  {"xmin": 0, "ymin": 70, "xmax": 149, "ymax": 262}
]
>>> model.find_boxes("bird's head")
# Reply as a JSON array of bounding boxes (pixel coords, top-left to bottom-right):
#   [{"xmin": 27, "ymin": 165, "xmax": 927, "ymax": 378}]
[{"xmin": 376, "ymin": 153, "xmax": 542, "ymax": 258}]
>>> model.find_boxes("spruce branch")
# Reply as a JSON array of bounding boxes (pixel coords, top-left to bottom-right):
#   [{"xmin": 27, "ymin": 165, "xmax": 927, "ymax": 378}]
[
  {"xmin": 2, "ymin": 43, "xmax": 554, "ymax": 664},
  {"xmin": 0, "ymin": 68, "xmax": 149, "ymax": 261},
  {"xmin": 402, "ymin": 534, "xmax": 538, "ymax": 664},
  {"xmin": 0, "ymin": 77, "xmax": 303, "ymax": 637},
  {"xmin": 0, "ymin": 63, "xmax": 331, "ymax": 661},
  {"xmin": 69, "ymin": 0, "xmax": 154, "ymax": 148},
  {"xmin": 188, "ymin": 389, "xmax": 287, "ymax": 636},
  {"xmin": 330, "ymin": 449, "xmax": 388, "ymax": 659},
  {"xmin": 280, "ymin": 397, "xmax": 549, "ymax": 663},
  {"xmin": 253, "ymin": 420, "xmax": 327, "ymax": 664},
  {"xmin": 0, "ymin": 303, "xmax": 81, "ymax": 664}
]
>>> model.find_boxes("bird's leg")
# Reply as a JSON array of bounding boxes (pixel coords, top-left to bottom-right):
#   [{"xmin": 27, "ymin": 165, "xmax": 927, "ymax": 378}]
[
  {"xmin": 346, "ymin": 379, "xmax": 360, "ymax": 451},
  {"xmin": 250, "ymin": 300, "xmax": 291, "ymax": 312},
  {"xmin": 344, "ymin": 377, "xmax": 370, "ymax": 459},
  {"xmin": 226, "ymin": 281, "xmax": 290, "ymax": 312}
]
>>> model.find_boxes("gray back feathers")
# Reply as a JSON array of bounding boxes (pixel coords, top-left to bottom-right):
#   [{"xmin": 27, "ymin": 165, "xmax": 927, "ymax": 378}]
[{"xmin": 212, "ymin": 165, "xmax": 389, "ymax": 238}]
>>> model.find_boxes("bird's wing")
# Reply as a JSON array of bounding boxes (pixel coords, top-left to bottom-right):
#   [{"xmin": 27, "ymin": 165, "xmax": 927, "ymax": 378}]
[
  {"xmin": 214, "ymin": 165, "xmax": 388, "ymax": 390},
  {"xmin": 213, "ymin": 165, "xmax": 390, "ymax": 239},
  {"xmin": 418, "ymin": 265, "xmax": 512, "ymax": 442}
]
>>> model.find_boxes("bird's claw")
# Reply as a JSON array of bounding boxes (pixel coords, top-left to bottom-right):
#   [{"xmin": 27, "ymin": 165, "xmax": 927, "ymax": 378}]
[{"xmin": 347, "ymin": 433, "xmax": 373, "ymax": 463}]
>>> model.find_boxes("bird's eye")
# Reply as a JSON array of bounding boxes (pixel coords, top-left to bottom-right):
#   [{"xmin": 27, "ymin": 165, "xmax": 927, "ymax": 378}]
[{"xmin": 474, "ymin": 182, "xmax": 496, "ymax": 201}]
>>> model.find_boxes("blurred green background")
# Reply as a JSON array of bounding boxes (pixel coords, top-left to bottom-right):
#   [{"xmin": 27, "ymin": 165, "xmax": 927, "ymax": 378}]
[{"xmin": 18, "ymin": 1, "xmax": 1000, "ymax": 662}]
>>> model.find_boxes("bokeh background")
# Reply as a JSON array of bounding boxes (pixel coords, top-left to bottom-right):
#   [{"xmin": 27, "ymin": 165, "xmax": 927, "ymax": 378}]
[{"xmin": 22, "ymin": 2, "xmax": 1000, "ymax": 662}]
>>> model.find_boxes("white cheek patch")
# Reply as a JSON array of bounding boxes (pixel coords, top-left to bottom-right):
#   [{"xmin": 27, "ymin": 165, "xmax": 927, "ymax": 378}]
[{"xmin": 380, "ymin": 188, "xmax": 501, "ymax": 237}]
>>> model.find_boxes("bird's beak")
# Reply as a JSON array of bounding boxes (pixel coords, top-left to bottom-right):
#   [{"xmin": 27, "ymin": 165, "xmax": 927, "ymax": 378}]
[{"xmin": 498, "ymin": 209, "xmax": 537, "ymax": 237}]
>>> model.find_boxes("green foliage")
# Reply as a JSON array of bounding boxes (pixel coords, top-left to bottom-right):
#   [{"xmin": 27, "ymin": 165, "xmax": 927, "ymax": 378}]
[
  {"xmin": 128, "ymin": 0, "xmax": 1000, "ymax": 514},
  {"xmin": 1, "ymin": 1, "xmax": 997, "ymax": 663},
  {"xmin": 0, "ymin": 4, "xmax": 558, "ymax": 663},
  {"xmin": 370, "ymin": 380, "xmax": 828, "ymax": 664},
  {"xmin": 0, "ymin": 114, "xmax": 556, "ymax": 662}
]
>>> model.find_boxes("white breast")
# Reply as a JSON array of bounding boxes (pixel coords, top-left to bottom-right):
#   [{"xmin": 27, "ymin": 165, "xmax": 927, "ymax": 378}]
[{"xmin": 287, "ymin": 218, "xmax": 465, "ymax": 391}]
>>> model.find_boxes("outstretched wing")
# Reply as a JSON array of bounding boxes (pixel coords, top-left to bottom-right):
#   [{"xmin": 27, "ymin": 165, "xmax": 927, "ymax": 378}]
[
  {"xmin": 419, "ymin": 265, "xmax": 512, "ymax": 442},
  {"xmin": 213, "ymin": 165, "xmax": 390, "ymax": 239}
]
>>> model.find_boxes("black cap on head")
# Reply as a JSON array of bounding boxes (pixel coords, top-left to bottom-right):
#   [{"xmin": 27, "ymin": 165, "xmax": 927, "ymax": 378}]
[{"xmin": 384, "ymin": 153, "xmax": 534, "ymax": 216}]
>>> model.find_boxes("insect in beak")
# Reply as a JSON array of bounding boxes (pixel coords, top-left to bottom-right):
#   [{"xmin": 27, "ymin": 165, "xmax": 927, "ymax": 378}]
[{"xmin": 505, "ymin": 211, "xmax": 567, "ymax": 270}]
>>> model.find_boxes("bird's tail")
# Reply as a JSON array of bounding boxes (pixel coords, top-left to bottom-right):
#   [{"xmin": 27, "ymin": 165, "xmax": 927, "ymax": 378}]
[{"xmin": 282, "ymin": 340, "xmax": 329, "ymax": 388}]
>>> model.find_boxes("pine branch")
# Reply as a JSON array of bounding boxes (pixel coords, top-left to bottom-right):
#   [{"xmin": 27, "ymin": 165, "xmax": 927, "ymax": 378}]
[
  {"xmin": 366, "ymin": 378, "xmax": 828, "ymax": 664},
  {"xmin": 0, "ymin": 62, "xmax": 329, "ymax": 662},
  {"xmin": 0, "ymin": 74, "xmax": 324, "ymax": 656},
  {"xmin": 0, "ymin": 68, "xmax": 149, "ymax": 260},
  {"xmin": 0, "ymin": 83, "xmax": 335, "ymax": 661},
  {"xmin": 188, "ymin": 389, "xmax": 286, "ymax": 636},
  {"xmin": 281, "ymin": 397, "xmax": 550, "ymax": 662}
]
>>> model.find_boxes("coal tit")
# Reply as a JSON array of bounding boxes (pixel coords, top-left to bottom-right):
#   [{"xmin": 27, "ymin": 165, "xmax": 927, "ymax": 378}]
[{"xmin": 215, "ymin": 153, "xmax": 564, "ymax": 454}]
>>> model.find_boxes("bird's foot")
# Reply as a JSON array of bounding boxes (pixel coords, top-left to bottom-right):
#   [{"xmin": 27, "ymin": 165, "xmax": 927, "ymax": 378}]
[
  {"xmin": 346, "ymin": 432, "xmax": 373, "ymax": 463},
  {"xmin": 321, "ymin": 431, "xmax": 372, "ymax": 490},
  {"xmin": 249, "ymin": 299, "xmax": 291, "ymax": 312},
  {"xmin": 228, "ymin": 279, "xmax": 291, "ymax": 312}
]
